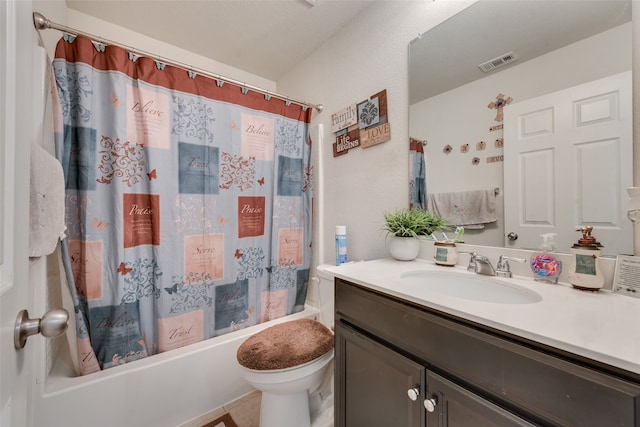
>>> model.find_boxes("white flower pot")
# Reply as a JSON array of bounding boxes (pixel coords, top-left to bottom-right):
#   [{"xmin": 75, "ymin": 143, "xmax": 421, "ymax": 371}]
[{"xmin": 388, "ymin": 236, "xmax": 420, "ymax": 261}]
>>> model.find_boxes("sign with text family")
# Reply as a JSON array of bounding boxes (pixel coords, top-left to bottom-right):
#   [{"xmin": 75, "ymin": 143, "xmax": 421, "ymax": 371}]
[{"xmin": 331, "ymin": 89, "xmax": 391, "ymax": 157}]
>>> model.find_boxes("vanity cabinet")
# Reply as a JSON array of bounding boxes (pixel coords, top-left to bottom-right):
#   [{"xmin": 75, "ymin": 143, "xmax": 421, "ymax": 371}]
[
  {"xmin": 334, "ymin": 278, "xmax": 640, "ymax": 427},
  {"xmin": 335, "ymin": 322, "xmax": 424, "ymax": 426},
  {"xmin": 425, "ymin": 371, "xmax": 534, "ymax": 427}
]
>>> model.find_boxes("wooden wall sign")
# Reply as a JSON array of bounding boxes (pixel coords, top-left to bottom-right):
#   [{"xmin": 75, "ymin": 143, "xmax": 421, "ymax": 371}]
[
  {"xmin": 331, "ymin": 89, "xmax": 391, "ymax": 156},
  {"xmin": 331, "ymin": 104, "xmax": 358, "ymax": 133}
]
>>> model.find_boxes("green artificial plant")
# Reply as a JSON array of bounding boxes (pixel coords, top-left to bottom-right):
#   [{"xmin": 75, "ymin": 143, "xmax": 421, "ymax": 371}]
[{"xmin": 383, "ymin": 208, "xmax": 448, "ymax": 239}]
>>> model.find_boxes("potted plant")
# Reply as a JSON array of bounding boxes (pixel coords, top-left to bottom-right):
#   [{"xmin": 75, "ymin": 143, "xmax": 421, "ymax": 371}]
[{"xmin": 382, "ymin": 208, "xmax": 448, "ymax": 261}]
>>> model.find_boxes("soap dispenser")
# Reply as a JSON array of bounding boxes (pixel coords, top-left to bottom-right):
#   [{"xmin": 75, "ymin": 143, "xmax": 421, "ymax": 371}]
[
  {"xmin": 530, "ymin": 233, "xmax": 562, "ymax": 284},
  {"xmin": 568, "ymin": 226, "xmax": 604, "ymax": 291}
]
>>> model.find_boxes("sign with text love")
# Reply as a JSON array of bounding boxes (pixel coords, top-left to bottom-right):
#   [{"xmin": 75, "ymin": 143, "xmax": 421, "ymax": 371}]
[{"xmin": 360, "ymin": 122, "xmax": 391, "ymax": 148}]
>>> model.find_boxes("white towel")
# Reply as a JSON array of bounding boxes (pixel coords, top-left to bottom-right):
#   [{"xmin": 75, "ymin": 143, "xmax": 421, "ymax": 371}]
[
  {"xmin": 428, "ymin": 189, "xmax": 497, "ymax": 229},
  {"xmin": 29, "ymin": 143, "xmax": 66, "ymax": 257}
]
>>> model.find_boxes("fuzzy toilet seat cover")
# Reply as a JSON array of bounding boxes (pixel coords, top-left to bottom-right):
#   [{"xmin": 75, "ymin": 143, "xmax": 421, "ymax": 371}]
[{"xmin": 236, "ymin": 319, "xmax": 334, "ymax": 370}]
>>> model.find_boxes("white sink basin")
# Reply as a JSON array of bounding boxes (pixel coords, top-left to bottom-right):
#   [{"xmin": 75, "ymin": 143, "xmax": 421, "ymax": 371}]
[{"xmin": 400, "ymin": 270, "xmax": 542, "ymax": 304}]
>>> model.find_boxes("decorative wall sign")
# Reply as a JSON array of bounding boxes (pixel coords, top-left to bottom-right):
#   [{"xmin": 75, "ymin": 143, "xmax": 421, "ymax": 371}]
[
  {"xmin": 331, "ymin": 89, "xmax": 390, "ymax": 156},
  {"xmin": 331, "ymin": 104, "xmax": 358, "ymax": 133},
  {"xmin": 360, "ymin": 89, "xmax": 391, "ymax": 148},
  {"xmin": 361, "ymin": 122, "xmax": 391, "ymax": 148},
  {"xmin": 358, "ymin": 97, "xmax": 380, "ymax": 129},
  {"xmin": 333, "ymin": 125, "xmax": 360, "ymax": 156},
  {"xmin": 487, "ymin": 93, "xmax": 513, "ymax": 122},
  {"xmin": 484, "ymin": 93, "xmax": 511, "ymax": 164}
]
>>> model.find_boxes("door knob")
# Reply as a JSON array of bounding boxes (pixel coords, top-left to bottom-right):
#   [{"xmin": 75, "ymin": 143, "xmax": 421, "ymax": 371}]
[
  {"xmin": 14, "ymin": 308, "xmax": 69, "ymax": 349},
  {"xmin": 423, "ymin": 398, "xmax": 438, "ymax": 412},
  {"xmin": 507, "ymin": 232, "xmax": 518, "ymax": 241}
]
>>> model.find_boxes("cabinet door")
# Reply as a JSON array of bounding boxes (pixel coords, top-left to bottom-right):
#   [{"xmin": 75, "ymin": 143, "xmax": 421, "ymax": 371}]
[
  {"xmin": 426, "ymin": 371, "xmax": 535, "ymax": 427},
  {"xmin": 335, "ymin": 322, "xmax": 425, "ymax": 427}
]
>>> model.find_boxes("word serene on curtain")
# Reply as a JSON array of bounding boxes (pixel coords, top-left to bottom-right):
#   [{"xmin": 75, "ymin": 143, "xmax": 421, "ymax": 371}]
[{"xmin": 52, "ymin": 35, "xmax": 313, "ymax": 375}]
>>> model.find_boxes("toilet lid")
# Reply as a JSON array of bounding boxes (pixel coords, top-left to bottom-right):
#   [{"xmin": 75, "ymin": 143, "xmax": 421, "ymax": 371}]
[{"xmin": 236, "ymin": 319, "xmax": 334, "ymax": 370}]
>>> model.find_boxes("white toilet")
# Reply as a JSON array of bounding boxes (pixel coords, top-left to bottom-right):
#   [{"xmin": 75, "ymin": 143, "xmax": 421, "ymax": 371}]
[{"xmin": 236, "ymin": 318, "xmax": 334, "ymax": 427}]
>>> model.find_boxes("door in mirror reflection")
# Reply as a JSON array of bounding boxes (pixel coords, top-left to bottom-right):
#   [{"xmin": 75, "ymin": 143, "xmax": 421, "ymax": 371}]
[{"xmin": 504, "ymin": 71, "xmax": 632, "ymax": 254}]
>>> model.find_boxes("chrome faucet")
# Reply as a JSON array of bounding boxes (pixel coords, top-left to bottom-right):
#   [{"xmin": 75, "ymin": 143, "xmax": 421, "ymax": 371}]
[
  {"xmin": 462, "ymin": 252, "xmax": 496, "ymax": 276},
  {"xmin": 495, "ymin": 255, "xmax": 527, "ymax": 278}
]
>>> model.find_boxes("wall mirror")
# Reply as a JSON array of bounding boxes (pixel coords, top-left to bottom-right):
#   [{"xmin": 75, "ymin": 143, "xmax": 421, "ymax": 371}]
[{"xmin": 409, "ymin": 0, "xmax": 633, "ymax": 256}]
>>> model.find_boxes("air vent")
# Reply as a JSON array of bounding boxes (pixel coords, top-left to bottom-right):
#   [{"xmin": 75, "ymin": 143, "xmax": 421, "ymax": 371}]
[{"xmin": 478, "ymin": 52, "xmax": 518, "ymax": 73}]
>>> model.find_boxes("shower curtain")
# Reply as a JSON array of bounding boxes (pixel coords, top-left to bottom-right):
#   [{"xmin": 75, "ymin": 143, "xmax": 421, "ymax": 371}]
[
  {"xmin": 409, "ymin": 138, "xmax": 426, "ymax": 209},
  {"xmin": 52, "ymin": 35, "xmax": 313, "ymax": 375}
]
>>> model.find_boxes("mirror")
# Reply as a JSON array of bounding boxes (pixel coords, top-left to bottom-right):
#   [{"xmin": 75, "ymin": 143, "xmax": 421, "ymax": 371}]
[{"xmin": 409, "ymin": 0, "xmax": 632, "ymax": 255}]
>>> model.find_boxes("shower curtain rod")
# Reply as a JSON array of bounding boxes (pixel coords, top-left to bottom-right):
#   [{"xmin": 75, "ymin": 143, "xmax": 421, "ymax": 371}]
[{"xmin": 32, "ymin": 12, "xmax": 324, "ymax": 113}]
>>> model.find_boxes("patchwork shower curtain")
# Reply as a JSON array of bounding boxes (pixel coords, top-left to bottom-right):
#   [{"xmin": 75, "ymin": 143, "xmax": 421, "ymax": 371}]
[
  {"xmin": 409, "ymin": 138, "xmax": 426, "ymax": 209},
  {"xmin": 52, "ymin": 35, "xmax": 313, "ymax": 375}
]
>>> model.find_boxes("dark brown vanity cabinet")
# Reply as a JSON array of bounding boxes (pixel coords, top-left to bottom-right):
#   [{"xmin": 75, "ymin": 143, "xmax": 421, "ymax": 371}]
[
  {"xmin": 335, "ymin": 322, "xmax": 425, "ymax": 426},
  {"xmin": 334, "ymin": 278, "xmax": 640, "ymax": 427}
]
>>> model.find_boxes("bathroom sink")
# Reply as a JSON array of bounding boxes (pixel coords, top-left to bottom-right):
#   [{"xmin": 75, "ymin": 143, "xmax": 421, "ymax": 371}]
[{"xmin": 399, "ymin": 270, "xmax": 542, "ymax": 304}]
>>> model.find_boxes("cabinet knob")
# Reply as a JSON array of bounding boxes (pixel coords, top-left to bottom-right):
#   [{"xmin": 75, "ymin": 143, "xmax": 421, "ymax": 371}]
[
  {"xmin": 423, "ymin": 398, "xmax": 437, "ymax": 412},
  {"xmin": 407, "ymin": 387, "xmax": 420, "ymax": 401}
]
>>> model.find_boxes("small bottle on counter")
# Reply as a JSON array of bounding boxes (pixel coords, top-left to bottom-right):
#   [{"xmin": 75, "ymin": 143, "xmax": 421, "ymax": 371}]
[{"xmin": 335, "ymin": 226, "xmax": 347, "ymax": 266}]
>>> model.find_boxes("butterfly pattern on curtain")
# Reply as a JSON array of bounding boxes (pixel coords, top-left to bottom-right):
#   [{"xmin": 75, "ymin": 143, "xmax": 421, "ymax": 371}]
[{"xmin": 52, "ymin": 35, "xmax": 313, "ymax": 374}]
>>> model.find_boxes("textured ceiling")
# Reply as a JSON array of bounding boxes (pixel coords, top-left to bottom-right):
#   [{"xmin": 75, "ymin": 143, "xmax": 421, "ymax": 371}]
[
  {"xmin": 409, "ymin": 0, "xmax": 632, "ymax": 104},
  {"xmin": 65, "ymin": 0, "xmax": 378, "ymax": 82}
]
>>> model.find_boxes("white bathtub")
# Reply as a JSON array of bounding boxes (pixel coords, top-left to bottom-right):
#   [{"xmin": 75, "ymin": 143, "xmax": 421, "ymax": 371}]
[{"xmin": 32, "ymin": 306, "xmax": 321, "ymax": 427}]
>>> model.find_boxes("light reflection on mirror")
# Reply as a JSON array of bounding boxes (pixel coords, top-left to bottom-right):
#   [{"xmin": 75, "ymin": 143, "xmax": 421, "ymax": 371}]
[{"xmin": 409, "ymin": 0, "xmax": 632, "ymax": 255}]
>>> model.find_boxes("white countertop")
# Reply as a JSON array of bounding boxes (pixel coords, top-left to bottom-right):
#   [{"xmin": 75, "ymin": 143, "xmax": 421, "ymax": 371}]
[{"xmin": 327, "ymin": 258, "xmax": 640, "ymax": 375}]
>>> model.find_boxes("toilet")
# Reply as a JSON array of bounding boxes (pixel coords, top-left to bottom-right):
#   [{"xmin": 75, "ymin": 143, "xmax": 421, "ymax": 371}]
[
  {"xmin": 236, "ymin": 265, "xmax": 337, "ymax": 427},
  {"xmin": 236, "ymin": 318, "xmax": 334, "ymax": 427}
]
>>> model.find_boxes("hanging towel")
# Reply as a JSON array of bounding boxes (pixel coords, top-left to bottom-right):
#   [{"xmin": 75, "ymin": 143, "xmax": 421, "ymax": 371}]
[
  {"xmin": 409, "ymin": 138, "xmax": 427, "ymax": 209},
  {"xmin": 29, "ymin": 46, "xmax": 65, "ymax": 257},
  {"xmin": 428, "ymin": 189, "xmax": 497, "ymax": 229},
  {"xmin": 29, "ymin": 143, "xmax": 66, "ymax": 257}
]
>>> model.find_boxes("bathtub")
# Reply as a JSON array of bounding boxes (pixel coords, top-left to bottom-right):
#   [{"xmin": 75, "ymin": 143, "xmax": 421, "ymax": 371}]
[{"xmin": 31, "ymin": 305, "xmax": 321, "ymax": 427}]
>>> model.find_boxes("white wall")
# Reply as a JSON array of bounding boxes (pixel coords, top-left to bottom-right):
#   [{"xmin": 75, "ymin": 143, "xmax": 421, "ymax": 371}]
[
  {"xmin": 277, "ymin": 0, "xmax": 476, "ymax": 265},
  {"xmin": 29, "ymin": 0, "xmax": 640, "ymax": 316},
  {"xmin": 409, "ymin": 23, "xmax": 632, "ymax": 247},
  {"xmin": 32, "ymin": 0, "xmax": 481, "ymax": 267},
  {"xmin": 32, "ymin": 2, "xmax": 276, "ymax": 92}
]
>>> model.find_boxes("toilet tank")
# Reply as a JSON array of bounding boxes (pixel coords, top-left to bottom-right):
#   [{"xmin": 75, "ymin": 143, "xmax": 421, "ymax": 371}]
[{"xmin": 313, "ymin": 264, "xmax": 336, "ymax": 329}]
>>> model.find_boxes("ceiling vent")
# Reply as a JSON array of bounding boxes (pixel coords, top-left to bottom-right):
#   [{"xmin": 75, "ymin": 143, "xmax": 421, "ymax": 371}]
[{"xmin": 478, "ymin": 52, "xmax": 518, "ymax": 73}]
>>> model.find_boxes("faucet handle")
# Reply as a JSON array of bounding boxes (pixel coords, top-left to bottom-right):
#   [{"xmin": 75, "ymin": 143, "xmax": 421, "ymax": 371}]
[
  {"xmin": 458, "ymin": 251, "xmax": 477, "ymax": 272},
  {"xmin": 496, "ymin": 255, "xmax": 526, "ymax": 278}
]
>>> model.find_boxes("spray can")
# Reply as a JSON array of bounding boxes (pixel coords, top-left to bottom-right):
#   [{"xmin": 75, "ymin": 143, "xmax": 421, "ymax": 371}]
[{"xmin": 335, "ymin": 226, "xmax": 347, "ymax": 266}]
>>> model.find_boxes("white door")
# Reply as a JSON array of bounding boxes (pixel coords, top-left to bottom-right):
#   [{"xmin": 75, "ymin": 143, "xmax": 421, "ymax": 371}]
[
  {"xmin": 1, "ymin": 1, "xmax": 35, "ymax": 426},
  {"xmin": 503, "ymin": 71, "xmax": 633, "ymax": 254}
]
